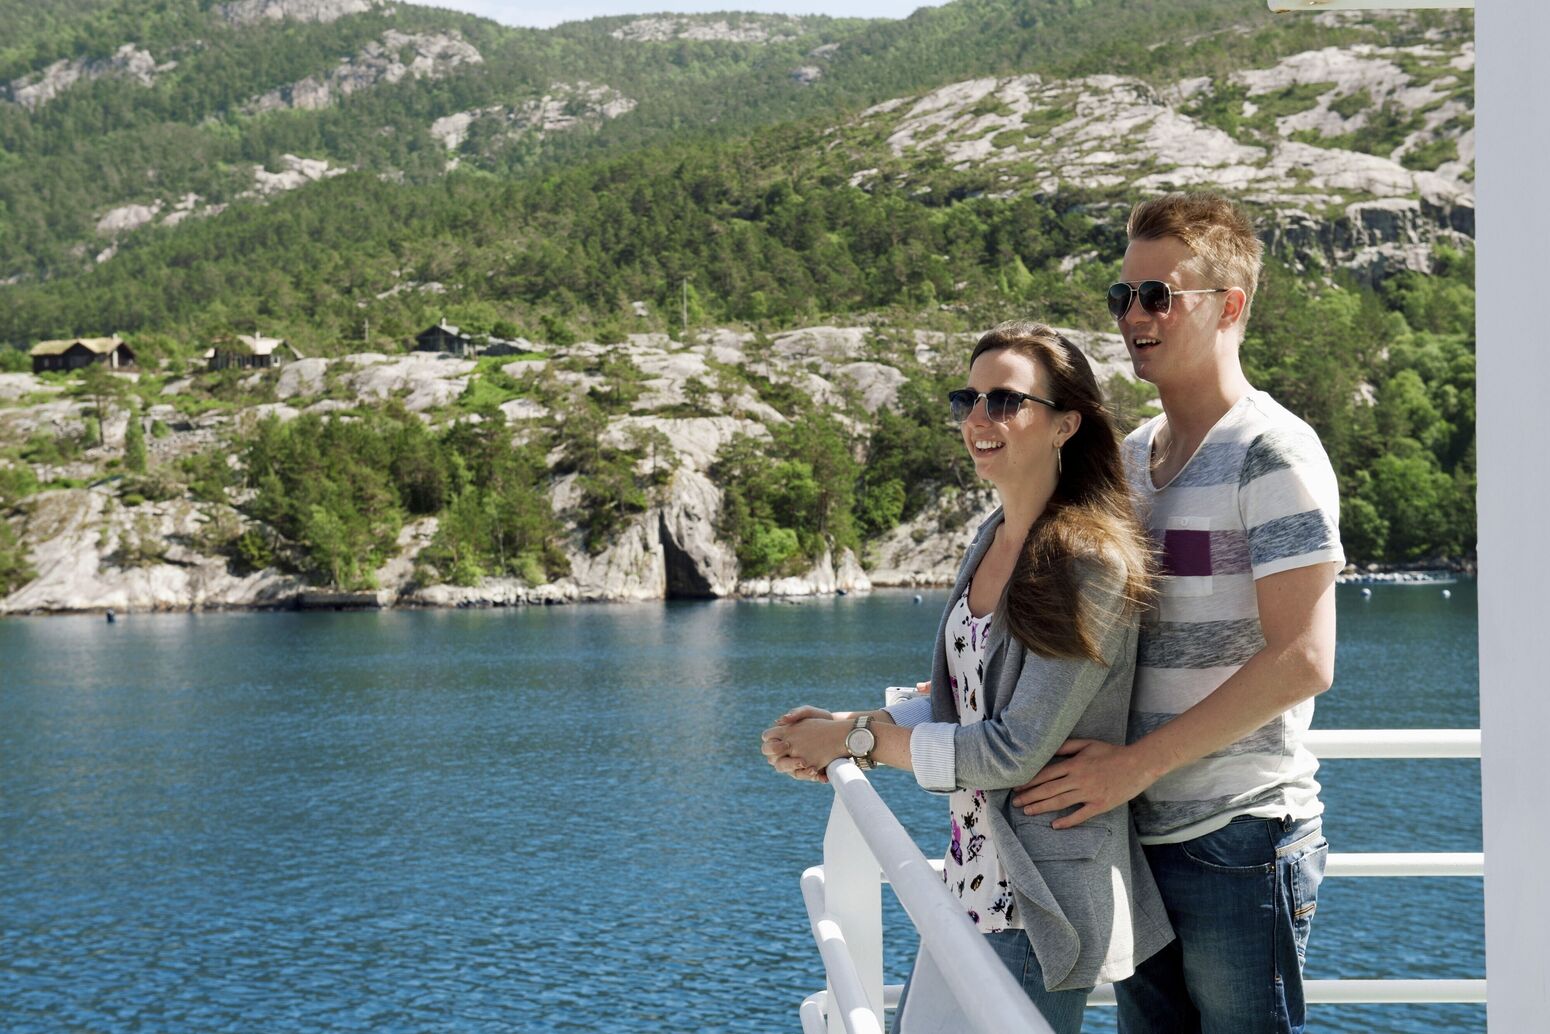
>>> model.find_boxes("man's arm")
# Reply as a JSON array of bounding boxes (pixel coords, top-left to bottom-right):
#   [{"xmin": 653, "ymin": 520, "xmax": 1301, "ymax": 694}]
[{"xmin": 1010, "ymin": 560, "xmax": 1339, "ymax": 828}]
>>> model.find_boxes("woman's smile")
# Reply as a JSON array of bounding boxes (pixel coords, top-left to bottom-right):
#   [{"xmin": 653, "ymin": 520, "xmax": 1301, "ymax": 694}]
[{"xmin": 972, "ymin": 438, "xmax": 1006, "ymax": 457}]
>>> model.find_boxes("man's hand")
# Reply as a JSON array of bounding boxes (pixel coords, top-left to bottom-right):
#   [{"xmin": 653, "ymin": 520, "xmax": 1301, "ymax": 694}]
[{"xmin": 1010, "ymin": 738, "xmax": 1153, "ymax": 829}]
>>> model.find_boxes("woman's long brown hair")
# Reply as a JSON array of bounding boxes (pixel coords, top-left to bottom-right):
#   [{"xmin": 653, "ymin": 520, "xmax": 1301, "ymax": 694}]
[{"xmin": 970, "ymin": 321, "xmax": 1155, "ymax": 663}]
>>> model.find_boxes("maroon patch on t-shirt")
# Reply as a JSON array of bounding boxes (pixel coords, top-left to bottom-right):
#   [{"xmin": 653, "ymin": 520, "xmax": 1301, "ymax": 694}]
[{"xmin": 1162, "ymin": 529, "xmax": 1213, "ymax": 577}]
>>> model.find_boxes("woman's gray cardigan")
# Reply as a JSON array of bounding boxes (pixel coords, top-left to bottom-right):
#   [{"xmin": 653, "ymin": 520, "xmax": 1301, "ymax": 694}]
[{"xmin": 926, "ymin": 508, "xmax": 1173, "ymax": 991}]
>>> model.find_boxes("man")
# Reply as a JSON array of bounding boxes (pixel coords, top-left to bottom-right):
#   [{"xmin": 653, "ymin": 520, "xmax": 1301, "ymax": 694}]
[{"xmin": 1010, "ymin": 193, "xmax": 1343, "ymax": 1034}]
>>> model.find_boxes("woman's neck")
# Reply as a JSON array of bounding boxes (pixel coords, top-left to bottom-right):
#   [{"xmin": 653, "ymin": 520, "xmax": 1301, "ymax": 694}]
[{"xmin": 996, "ymin": 478, "xmax": 1054, "ymax": 549}]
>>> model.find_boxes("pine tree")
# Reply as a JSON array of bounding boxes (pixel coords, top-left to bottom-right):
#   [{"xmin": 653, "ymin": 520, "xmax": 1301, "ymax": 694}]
[{"xmin": 124, "ymin": 405, "xmax": 147, "ymax": 473}]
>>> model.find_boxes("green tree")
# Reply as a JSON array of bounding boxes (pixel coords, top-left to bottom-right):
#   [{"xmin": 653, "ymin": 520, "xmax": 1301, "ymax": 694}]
[
  {"xmin": 858, "ymin": 372, "xmax": 973, "ymax": 532},
  {"xmin": 855, "ymin": 477, "xmax": 906, "ymax": 538},
  {"xmin": 715, "ymin": 410, "xmax": 860, "ymax": 576},
  {"xmin": 75, "ymin": 361, "xmax": 128, "ymax": 449},
  {"xmin": 0, "ymin": 520, "xmax": 34, "ymax": 596},
  {"xmin": 1366, "ymin": 447, "xmax": 1463, "ymax": 562},
  {"xmin": 123, "ymin": 405, "xmax": 147, "ymax": 474},
  {"xmin": 302, "ymin": 503, "xmax": 374, "ymax": 589},
  {"xmin": 1338, "ymin": 492, "xmax": 1388, "ymax": 566},
  {"xmin": 421, "ymin": 415, "xmax": 567, "ymax": 584},
  {"xmin": 0, "ymin": 463, "xmax": 39, "ymax": 507}
]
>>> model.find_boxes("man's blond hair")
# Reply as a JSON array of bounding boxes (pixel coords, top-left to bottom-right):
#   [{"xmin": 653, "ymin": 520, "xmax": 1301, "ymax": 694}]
[{"xmin": 1127, "ymin": 193, "xmax": 1264, "ymax": 324}]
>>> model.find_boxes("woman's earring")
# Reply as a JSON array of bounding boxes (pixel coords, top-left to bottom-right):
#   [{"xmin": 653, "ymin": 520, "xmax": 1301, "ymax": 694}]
[{"xmin": 1056, "ymin": 443, "xmax": 1063, "ymax": 478}]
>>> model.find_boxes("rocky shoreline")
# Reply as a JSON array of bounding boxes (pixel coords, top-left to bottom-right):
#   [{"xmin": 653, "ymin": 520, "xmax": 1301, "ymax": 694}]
[
  {"xmin": 1, "ymin": 325, "xmax": 1015, "ymax": 618},
  {"xmin": 0, "ymin": 476, "xmax": 993, "ymax": 618},
  {"xmin": 1, "ymin": 465, "xmax": 1472, "ymax": 618},
  {"xmin": 2, "ymin": 318, "xmax": 1471, "ymax": 618}
]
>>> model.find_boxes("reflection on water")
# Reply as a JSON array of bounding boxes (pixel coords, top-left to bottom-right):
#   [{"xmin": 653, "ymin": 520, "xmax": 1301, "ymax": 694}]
[{"xmin": 0, "ymin": 584, "xmax": 1482, "ymax": 1032}]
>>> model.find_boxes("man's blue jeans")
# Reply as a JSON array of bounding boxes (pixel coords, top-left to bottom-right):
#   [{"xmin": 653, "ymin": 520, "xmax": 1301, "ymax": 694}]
[{"xmin": 1115, "ymin": 815, "xmax": 1328, "ymax": 1034}]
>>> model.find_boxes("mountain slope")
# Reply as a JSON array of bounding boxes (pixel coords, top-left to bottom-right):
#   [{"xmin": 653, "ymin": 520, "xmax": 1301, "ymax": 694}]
[
  {"xmin": 1, "ymin": 0, "xmax": 1407, "ymax": 281},
  {"xmin": 0, "ymin": 6, "xmax": 1474, "ymax": 358}
]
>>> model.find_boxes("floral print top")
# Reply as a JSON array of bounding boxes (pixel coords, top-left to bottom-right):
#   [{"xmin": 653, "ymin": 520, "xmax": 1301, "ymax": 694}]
[{"xmin": 942, "ymin": 585, "xmax": 1020, "ymax": 932}]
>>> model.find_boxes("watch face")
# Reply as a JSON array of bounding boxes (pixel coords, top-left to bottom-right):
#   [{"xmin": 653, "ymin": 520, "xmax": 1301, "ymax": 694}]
[{"xmin": 847, "ymin": 727, "xmax": 876, "ymax": 757}]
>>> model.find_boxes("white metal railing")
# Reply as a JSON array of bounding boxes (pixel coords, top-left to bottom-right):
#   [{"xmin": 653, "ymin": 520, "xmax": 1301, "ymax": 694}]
[
  {"xmin": 1305, "ymin": 728, "xmax": 1479, "ymax": 758},
  {"xmin": 801, "ymin": 758, "xmax": 1059, "ymax": 1034},
  {"xmin": 799, "ymin": 728, "xmax": 1485, "ymax": 1032}
]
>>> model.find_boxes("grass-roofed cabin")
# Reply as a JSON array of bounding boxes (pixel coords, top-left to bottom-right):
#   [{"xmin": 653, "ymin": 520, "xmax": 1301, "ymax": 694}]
[
  {"xmin": 204, "ymin": 334, "xmax": 302, "ymax": 371},
  {"xmin": 30, "ymin": 336, "xmax": 135, "ymax": 373},
  {"xmin": 415, "ymin": 319, "xmax": 476, "ymax": 357}
]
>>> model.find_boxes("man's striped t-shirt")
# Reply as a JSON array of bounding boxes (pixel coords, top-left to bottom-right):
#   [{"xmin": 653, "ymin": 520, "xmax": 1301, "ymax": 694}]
[{"xmin": 1124, "ymin": 391, "xmax": 1344, "ymax": 845}]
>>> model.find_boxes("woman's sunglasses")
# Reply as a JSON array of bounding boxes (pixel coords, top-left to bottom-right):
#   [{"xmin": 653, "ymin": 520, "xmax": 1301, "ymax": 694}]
[
  {"xmin": 947, "ymin": 388, "xmax": 1060, "ymax": 423},
  {"xmin": 1107, "ymin": 280, "xmax": 1229, "ymax": 320}
]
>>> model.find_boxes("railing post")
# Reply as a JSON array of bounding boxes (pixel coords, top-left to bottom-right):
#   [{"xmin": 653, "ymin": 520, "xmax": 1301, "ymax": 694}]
[{"xmin": 823, "ymin": 792, "xmax": 884, "ymax": 1033}]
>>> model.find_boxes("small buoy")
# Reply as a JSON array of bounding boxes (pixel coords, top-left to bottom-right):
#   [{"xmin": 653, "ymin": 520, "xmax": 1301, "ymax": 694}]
[
  {"xmin": 1361, "ymin": 587, "xmax": 1372, "ymax": 599},
  {"xmin": 912, "ymin": 594, "xmax": 923, "ymax": 604},
  {"xmin": 105, "ymin": 609, "xmax": 116, "ymax": 623},
  {"xmin": 1442, "ymin": 589, "xmax": 1452, "ymax": 599}
]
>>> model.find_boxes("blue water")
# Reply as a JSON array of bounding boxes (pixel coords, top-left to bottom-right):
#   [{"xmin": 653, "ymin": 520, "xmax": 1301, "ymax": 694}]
[{"xmin": 0, "ymin": 583, "xmax": 1482, "ymax": 1032}]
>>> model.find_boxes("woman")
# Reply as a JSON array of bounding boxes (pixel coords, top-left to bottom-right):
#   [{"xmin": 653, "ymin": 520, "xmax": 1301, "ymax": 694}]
[{"xmin": 761, "ymin": 321, "xmax": 1172, "ymax": 1033}]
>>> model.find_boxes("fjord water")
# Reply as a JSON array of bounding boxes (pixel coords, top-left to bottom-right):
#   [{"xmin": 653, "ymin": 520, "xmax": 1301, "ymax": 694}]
[{"xmin": 0, "ymin": 584, "xmax": 1482, "ymax": 1033}]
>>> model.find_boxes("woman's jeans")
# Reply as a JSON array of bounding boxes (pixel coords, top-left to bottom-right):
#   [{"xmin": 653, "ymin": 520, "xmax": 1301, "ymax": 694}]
[
  {"xmin": 895, "ymin": 929, "xmax": 1091, "ymax": 1034},
  {"xmin": 1115, "ymin": 815, "xmax": 1329, "ymax": 1034},
  {"xmin": 984, "ymin": 930, "xmax": 1091, "ymax": 1034}
]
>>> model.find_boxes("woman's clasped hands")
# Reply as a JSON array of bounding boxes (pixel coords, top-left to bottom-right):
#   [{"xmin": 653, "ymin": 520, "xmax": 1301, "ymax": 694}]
[{"xmin": 760, "ymin": 705, "xmax": 842, "ymax": 783}]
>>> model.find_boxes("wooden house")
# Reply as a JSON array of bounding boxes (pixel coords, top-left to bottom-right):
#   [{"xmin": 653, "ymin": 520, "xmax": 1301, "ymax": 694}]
[
  {"xmin": 204, "ymin": 334, "xmax": 302, "ymax": 371},
  {"xmin": 414, "ymin": 319, "xmax": 475, "ymax": 357},
  {"xmin": 29, "ymin": 336, "xmax": 136, "ymax": 373}
]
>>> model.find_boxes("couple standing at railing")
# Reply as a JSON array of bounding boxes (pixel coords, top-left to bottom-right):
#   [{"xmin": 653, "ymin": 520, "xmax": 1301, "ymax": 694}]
[{"xmin": 761, "ymin": 193, "xmax": 1343, "ymax": 1034}]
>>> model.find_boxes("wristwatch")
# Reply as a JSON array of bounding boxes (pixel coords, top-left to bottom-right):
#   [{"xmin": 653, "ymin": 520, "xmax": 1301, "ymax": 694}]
[{"xmin": 844, "ymin": 714, "xmax": 877, "ymax": 769}]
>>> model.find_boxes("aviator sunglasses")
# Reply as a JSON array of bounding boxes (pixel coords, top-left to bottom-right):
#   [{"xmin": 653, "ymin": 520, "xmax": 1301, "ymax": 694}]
[
  {"xmin": 947, "ymin": 388, "xmax": 1061, "ymax": 423},
  {"xmin": 1107, "ymin": 280, "xmax": 1229, "ymax": 320}
]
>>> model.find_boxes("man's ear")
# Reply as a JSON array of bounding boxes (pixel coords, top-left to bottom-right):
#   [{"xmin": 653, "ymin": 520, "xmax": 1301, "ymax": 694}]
[{"xmin": 1221, "ymin": 286, "xmax": 1249, "ymax": 328}]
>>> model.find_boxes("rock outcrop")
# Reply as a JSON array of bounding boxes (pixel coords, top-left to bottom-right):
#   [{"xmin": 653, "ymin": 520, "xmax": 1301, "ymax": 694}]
[
  {"xmin": 218, "ymin": 0, "xmax": 385, "ymax": 26},
  {"xmin": 1, "ymin": 489, "xmax": 301, "ymax": 614},
  {"xmin": 610, "ymin": 16, "xmax": 807, "ymax": 44},
  {"xmin": 844, "ymin": 33, "xmax": 1474, "ymax": 273},
  {"xmin": 245, "ymin": 30, "xmax": 481, "ymax": 114},
  {"xmin": 90, "ymin": 158, "xmax": 345, "ymax": 252},
  {"xmin": 400, "ymin": 457, "xmax": 850, "ymax": 608},
  {"xmin": 96, "ymin": 202, "xmax": 164, "ymax": 236},
  {"xmin": 0, "ymin": 373, "xmax": 61, "ymax": 403},
  {"xmin": 339, "ymin": 352, "xmax": 474, "ymax": 411},
  {"xmin": 866, "ymin": 490, "xmax": 997, "ymax": 588},
  {"xmin": 1265, "ymin": 195, "xmax": 1474, "ymax": 279},
  {"xmin": 247, "ymin": 154, "xmax": 348, "ymax": 197},
  {"xmin": 5, "ymin": 44, "xmax": 166, "ymax": 111},
  {"xmin": 429, "ymin": 82, "xmax": 637, "ymax": 155},
  {"xmin": 0, "ymin": 396, "xmax": 94, "ymax": 452},
  {"xmin": 736, "ymin": 546, "xmax": 871, "ymax": 597},
  {"xmin": 659, "ymin": 469, "xmax": 738, "ymax": 597},
  {"xmin": 269, "ymin": 352, "xmax": 474, "ymax": 413},
  {"xmin": 274, "ymin": 357, "xmax": 331, "ymax": 399}
]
